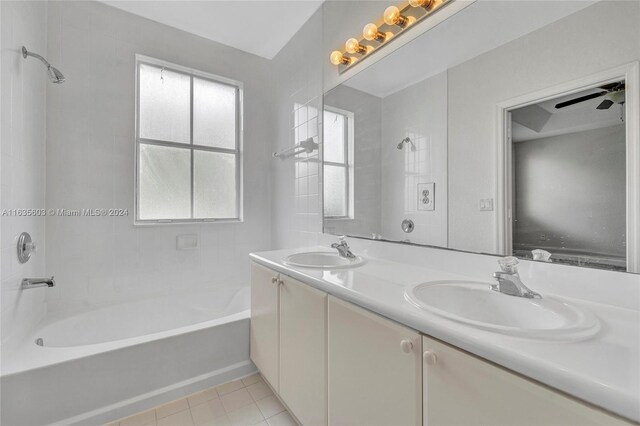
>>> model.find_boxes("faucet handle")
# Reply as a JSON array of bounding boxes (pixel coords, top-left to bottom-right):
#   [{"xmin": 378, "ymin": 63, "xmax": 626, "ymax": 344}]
[{"xmin": 498, "ymin": 256, "xmax": 519, "ymax": 273}]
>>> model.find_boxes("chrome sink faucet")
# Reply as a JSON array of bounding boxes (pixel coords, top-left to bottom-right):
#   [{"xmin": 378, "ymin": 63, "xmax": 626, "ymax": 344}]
[
  {"xmin": 22, "ymin": 276, "xmax": 55, "ymax": 289},
  {"xmin": 492, "ymin": 257, "xmax": 541, "ymax": 299},
  {"xmin": 331, "ymin": 237, "xmax": 356, "ymax": 259}
]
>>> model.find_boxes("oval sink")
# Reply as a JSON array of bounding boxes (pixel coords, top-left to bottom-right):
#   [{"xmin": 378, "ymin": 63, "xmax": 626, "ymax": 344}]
[
  {"xmin": 405, "ymin": 280, "xmax": 599, "ymax": 340},
  {"xmin": 283, "ymin": 252, "xmax": 365, "ymax": 269}
]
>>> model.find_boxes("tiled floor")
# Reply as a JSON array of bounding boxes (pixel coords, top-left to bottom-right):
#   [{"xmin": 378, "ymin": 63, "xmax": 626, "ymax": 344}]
[{"xmin": 108, "ymin": 374, "xmax": 298, "ymax": 426}]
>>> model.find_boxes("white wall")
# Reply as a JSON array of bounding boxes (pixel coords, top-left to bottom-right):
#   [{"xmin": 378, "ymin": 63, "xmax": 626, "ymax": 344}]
[
  {"xmin": 323, "ymin": 85, "xmax": 382, "ymax": 238},
  {"xmin": 270, "ymin": 8, "xmax": 323, "ymax": 249},
  {"xmin": 0, "ymin": 1, "xmax": 48, "ymax": 355},
  {"xmin": 447, "ymin": 0, "xmax": 640, "ymax": 254},
  {"xmin": 44, "ymin": 1, "xmax": 273, "ymax": 312},
  {"xmin": 381, "ymin": 72, "xmax": 448, "ymax": 246}
]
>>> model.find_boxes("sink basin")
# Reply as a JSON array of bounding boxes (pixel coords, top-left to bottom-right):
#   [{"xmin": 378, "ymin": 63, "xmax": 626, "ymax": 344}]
[
  {"xmin": 405, "ymin": 280, "xmax": 599, "ymax": 340},
  {"xmin": 283, "ymin": 252, "xmax": 365, "ymax": 269}
]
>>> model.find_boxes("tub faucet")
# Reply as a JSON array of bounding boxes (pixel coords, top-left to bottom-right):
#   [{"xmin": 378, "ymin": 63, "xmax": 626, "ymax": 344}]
[
  {"xmin": 491, "ymin": 257, "xmax": 541, "ymax": 299},
  {"xmin": 332, "ymin": 237, "xmax": 356, "ymax": 259},
  {"xmin": 22, "ymin": 276, "xmax": 55, "ymax": 289}
]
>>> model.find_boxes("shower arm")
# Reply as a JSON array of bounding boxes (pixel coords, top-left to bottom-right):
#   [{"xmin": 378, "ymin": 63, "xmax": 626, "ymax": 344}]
[{"xmin": 22, "ymin": 46, "xmax": 51, "ymax": 68}]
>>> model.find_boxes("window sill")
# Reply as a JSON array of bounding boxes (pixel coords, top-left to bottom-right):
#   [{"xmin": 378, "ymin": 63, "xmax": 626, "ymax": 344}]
[{"xmin": 134, "ymin": 218, "xmax": 243, "ymax": 226}]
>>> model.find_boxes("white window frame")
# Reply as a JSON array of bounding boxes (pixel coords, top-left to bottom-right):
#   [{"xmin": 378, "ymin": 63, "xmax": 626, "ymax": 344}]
[
  {"xmin": 323, "ymin": 105, "xmax": 355, "ymax": 220},
  {"xmin": 134, "ymin": 55, "xmax": 243, "ymax": 225}
]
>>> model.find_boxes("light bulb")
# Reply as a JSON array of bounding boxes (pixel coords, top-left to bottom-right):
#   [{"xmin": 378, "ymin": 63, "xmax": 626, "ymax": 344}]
[
  {"xmin": 363, "ymin": 23, "xmax": 385, "ymax": 42},
  {"xmin": 384, "ymin": 6, "xmax": 409, "ymax": 27},
  {"xmin": 330, "ymin": 50, "xmax": 350, "ymax": 66},
  {"xmin": 409, "ymin": 0, "xmax": 436, "ymax": 10},
  {"xmin": 345, "ymin": 38, "xmax": 367, "ymax": 55}
]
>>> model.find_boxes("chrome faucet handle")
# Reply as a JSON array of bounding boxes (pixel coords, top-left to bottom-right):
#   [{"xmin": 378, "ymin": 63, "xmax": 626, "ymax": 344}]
[
  {"xmin": 331, "ymin": 237, "xmax": 356, "ymax": 259},
  {"xmin": 497, "ymin": 256, "xmax": 519, "ymax": 274}
]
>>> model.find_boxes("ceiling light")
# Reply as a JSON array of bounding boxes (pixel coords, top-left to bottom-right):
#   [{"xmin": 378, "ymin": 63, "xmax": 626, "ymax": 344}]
[
  {"xmin": 345, "ymin": 38, "xmax": 367, "ymax": 55},
  {"xmin": 384, "ymin": 6, "xmax": 409, "ymax": 27}
]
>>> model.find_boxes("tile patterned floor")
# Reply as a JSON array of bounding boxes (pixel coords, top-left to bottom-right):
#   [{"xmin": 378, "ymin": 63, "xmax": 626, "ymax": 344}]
[{"xmin": 107, "ymin": 374, "xmax": 298, "ymax": 426}]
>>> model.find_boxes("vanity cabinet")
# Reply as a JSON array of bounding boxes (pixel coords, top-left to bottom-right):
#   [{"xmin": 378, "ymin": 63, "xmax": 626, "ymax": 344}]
[
  {"xmin": 279, "ymin": 275, "xmax": 327, "ymax": 426},
  {"xmin": 250, "ymin": 262, "xmax": 281, "ymax": 390},
  {"xmin": 422, "ymin": 335, "xmax": 630, "ymax": 425},
  {"xmin": 251, "ymin": 262, "xmax": 632, "ymax": 426},
  {"xmin": 328, "ymin": 296, "xmax": 422, "ymax": 426},
  {"xmin": 250, "ymin": 262, "xmax": 328, "ymax": 425}
]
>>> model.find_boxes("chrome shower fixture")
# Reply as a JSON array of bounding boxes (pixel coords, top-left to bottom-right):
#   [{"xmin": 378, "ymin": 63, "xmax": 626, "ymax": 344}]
[
  {"xmin": 397, "ymin": 137, "xmax": 415, "ymax": 150},
  {"xmin": 22, "ymin": 46, "xmax": 65, "ymax": 84}
]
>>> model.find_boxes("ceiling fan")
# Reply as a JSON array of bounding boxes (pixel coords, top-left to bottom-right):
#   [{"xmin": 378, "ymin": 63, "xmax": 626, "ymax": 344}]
[{"xmin": 554, "ymin": 82, "xmax": 625, "ymax": 110}]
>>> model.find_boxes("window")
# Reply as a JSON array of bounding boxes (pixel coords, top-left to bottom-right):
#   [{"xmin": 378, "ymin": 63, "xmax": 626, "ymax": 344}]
[
  {"xmin": 135, "ymin": 56, "xmax": 242, "ymax": 223},
  {"xmin": 323, "ymin": 106, "xmax": 354, "ymax": 218}
]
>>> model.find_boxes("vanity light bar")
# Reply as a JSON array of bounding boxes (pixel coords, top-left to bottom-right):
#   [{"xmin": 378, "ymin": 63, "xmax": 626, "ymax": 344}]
[{"xmin": 330, "ymin": 0, "xmax": 450, "ymax": 74}]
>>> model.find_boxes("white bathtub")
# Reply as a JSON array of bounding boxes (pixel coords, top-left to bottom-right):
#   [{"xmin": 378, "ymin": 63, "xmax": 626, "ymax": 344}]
[{"xmin": 0, "ymin": 284, "xmax": 255, "ymax": 425}]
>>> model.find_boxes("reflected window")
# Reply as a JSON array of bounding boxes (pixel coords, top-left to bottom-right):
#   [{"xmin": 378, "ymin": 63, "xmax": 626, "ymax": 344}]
[
  {"xmin": 136, "ymin": 57, "xmax": 242, "ymax": 223},
  {"xmin": 324, "ymin": 107, "xmax": 354, "ymax": 218}
]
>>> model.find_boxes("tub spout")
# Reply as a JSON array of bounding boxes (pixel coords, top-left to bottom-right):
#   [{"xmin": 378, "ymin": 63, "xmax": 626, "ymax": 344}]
[{"xmin": 22, "ymin": 276, "xmax": 55, "ymax": 289}]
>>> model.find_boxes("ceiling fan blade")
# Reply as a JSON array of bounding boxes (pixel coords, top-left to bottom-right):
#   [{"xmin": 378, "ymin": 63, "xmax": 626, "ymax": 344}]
[
  {"xmin": 599, "ymin": 82, "xmax": 623, "ymax": 91},
  {"xmin": 598, "ymin": 81, "xmax": 625, "ymax": 92},
  {"xmin": 555, "ymin": 91, "xmax": 607, "ymax": 109},
  {"xmin": 596, "ymin": 99, "xmax": 614, "ymax": 110}
]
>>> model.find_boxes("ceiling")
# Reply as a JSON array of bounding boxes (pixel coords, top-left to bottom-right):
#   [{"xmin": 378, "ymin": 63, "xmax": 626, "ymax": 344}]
[
  {"xmin": 342, "ymin": 0, "xmax": 597, "ymax": 98},
  {"xmin": 99, "ymin": 0, "xmax": 323, "ymax": 59},
  {"xmin": 512, "ymin": 84, "xmax": 626, "ymax": 142}
]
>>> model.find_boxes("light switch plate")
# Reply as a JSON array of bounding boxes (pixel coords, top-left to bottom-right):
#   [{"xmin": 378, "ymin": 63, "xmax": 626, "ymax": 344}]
[
  {"xmin": 418, "ymin": 183, "xmax": 435, "ymax": 211},
  {"xmin": 479, "ymin": 198, "xmax": 494, "ymax": 211},
  {"xmin": 176, "ymin": 234, "xmax": 198, "ymax": 250}
]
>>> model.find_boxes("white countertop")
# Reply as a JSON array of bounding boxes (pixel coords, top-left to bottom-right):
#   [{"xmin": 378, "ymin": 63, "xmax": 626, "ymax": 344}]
[{"xmin": 250, "ymin": 247, "xmax": 640, "ymax": 423}]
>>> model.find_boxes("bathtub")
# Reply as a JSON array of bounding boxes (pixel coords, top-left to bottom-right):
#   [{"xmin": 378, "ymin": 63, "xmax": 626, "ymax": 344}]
[{"xmin": 0, "ymin": 284, "xmax": 255, "ymax": 426}]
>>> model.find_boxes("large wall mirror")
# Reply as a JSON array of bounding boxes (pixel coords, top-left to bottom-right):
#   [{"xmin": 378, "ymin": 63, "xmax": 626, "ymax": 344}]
[{"xmin": 322, "ymin": 0, "xmax": 640, "ymax": 273}]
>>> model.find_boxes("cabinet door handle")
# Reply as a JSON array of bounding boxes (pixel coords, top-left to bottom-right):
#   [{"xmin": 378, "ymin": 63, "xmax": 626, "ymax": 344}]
[
  {"xmin": 423, "ymin": 350, "xmax": 437, "ymax": 365},
  {"xmin": 400, "ymin": 339, "xmax": 413, "ymax": 353},
  {"xmin": 271, "ymin": 277, "xmax": 278, "ymax": 284},
  {"xmin": 278, "ymin": 279, "xmax": 284, "ymax": 285}
]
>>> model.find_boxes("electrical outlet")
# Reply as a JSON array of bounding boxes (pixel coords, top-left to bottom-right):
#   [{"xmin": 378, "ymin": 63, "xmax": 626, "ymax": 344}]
[
  {"xmin": 418, "ymin": 183, "xmax": 435, "ymax": 211},
  {"xmin": 479, "ymin": 198, "xmax": 494, "ymax": 211}
]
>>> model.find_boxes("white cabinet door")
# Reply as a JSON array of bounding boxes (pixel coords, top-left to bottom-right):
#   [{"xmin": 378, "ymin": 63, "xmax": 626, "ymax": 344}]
[
  {"xmin": 250, "ymin": 262, "xmax": 280, "ymax": 390},
  {"xmin": 422, "ymin": 335, "xmax": 632, "ymax": 425},
  {"xmin": 328, "ymin": 296, "xmax": 422, "ymax": 426},
  {"xmin": 280, "ymin": 275, "xmax": 327, "ymax": 426}
]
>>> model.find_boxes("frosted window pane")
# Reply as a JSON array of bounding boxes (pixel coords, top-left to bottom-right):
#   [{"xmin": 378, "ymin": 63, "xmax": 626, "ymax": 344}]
[
  {"xmin": 139, "ymin": 144, "xmax": 190, "ymax": 220},
  {"xmin": 194, "ymin": 78, "xmax": 237, "ymax": 149},
  {"xmin": 139, "ymin": 64, "xmax": 190, "ymax": 144},
  {"xmin": 194, "ymin": 150, "xmax": 237, "ymax": 218},
  {"xmin": 324, "ymin": 110, "xmax": 345, "ymax": 163},
  {"xmin": 324, "ymin": 165, "xmax": 347, "ymax": 217}
]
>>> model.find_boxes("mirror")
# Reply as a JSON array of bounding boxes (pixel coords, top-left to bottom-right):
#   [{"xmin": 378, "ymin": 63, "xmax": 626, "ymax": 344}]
[{"xmin": 323, "ymin": 0, "xmax": 639, "ymax": 273}]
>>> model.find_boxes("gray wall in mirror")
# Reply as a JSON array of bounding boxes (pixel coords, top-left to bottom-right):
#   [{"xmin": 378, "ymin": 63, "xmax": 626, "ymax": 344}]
[
  {"xmin": 322, "ymin": 0, "xmax": 640, "ymax": 273},
  {"xmin": 513, "ymin": 125, "xmax": 627, "ymax": 269}
]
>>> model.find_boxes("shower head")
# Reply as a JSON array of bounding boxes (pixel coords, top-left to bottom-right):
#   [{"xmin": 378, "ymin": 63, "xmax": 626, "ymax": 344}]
[
  {"xmin": 22, "ymin": 46, "xmax": 65, "ymax": 84},
  {"xmin": 47, "ymin": 65, "xmax": 65, "ymax": 84}
]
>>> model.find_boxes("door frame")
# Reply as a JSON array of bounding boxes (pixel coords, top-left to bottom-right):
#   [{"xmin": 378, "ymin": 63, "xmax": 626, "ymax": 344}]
[{"xmin": 495, "ymin": 62, "xmax": 640, "ymax": 273}]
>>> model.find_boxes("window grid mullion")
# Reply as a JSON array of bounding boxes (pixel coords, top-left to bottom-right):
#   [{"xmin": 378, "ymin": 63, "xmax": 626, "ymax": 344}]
[
  {"xmin": 138, "ymin": 138, "xmax": 237, "ymax": 154},
  {"xmin": 344, "ymin": 114, "xmax": 349, "ymax": 217},
  {"xmin": 190, "ymin": 75, "xmax": 195, "ymax": 219}
]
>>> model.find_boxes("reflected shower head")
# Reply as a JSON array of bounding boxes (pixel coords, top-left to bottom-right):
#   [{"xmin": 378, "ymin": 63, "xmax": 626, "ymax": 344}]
[
  {"xmin": 22, "ymin": 46, "xmax": 65, "ymax": 84},
  {"xmin": 397, "ymin": 137, "xmax": 415, "ymax": 151}
]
